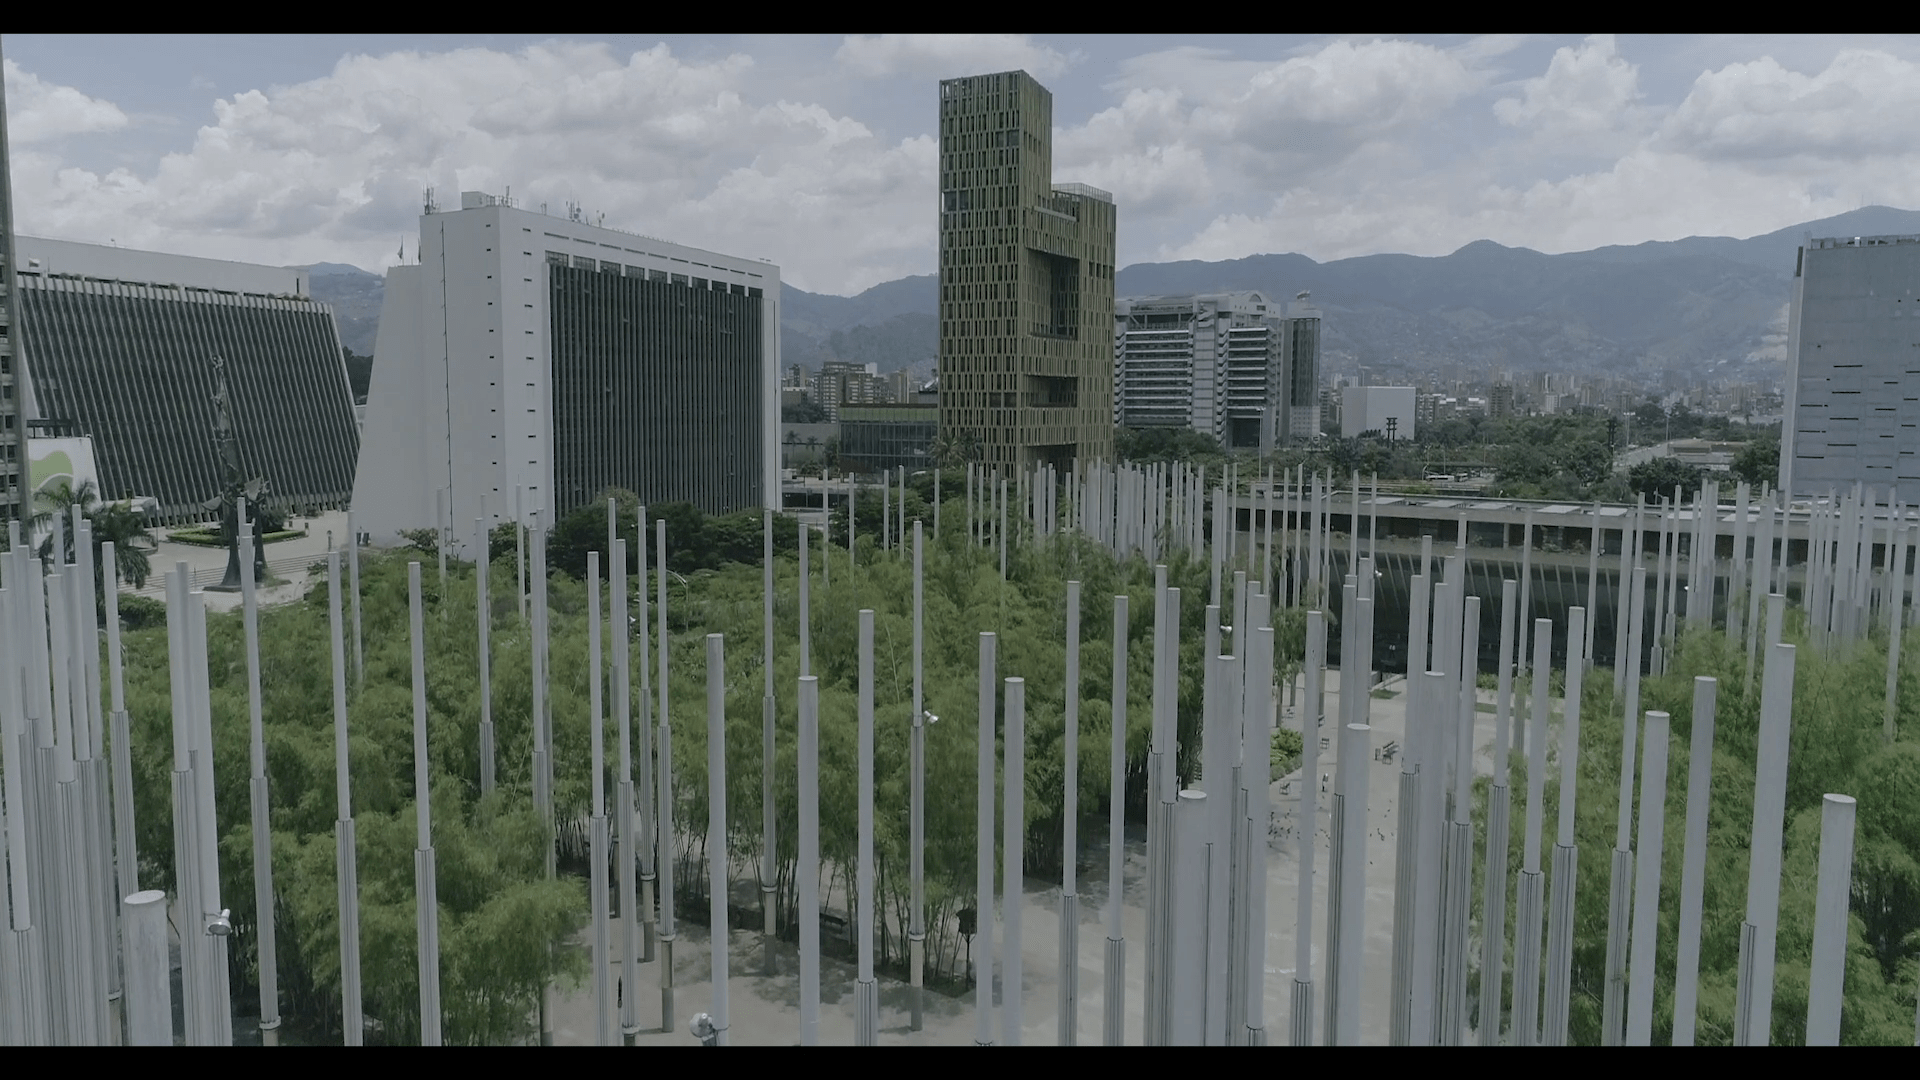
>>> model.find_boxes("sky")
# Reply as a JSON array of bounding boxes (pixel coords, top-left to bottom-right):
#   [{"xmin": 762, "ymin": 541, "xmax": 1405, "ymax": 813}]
[{"xmin": 6, "ymin": 33, "xmax": 1920, "ymax": 296}]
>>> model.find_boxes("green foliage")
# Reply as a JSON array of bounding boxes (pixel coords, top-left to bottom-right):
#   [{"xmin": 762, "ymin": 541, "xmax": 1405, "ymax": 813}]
[
  {"xmin": 1732, "ymin": 434, "xmax": 1781, "ymax": 490},
  {"xmin": 1483, "ymin": 619, "xmax": 1920, "ymax": 1045},
  {"xmin": 116, "ymin": 592, "xmax": 168, "ymax": 630},
  {"xmin": 120, "ymin": 552, "xmax": 587, "ymax": 1045},
  {"xmin": 782, "ymin": 399, "xmax": 829, "ymax": 424},
  {"xmin": 1272, "ymin": 725, "xmax": 1304, "ymax": 776},
  {"xmin": 399, "ymin": 528, "xmax": 439, "ymax": 554},
  {"xmin": 1115, "ymin": 426, "xmax": 1227, "ymax": 467},
  {"xmin": 1628, "ymin": 456, "xmax": 1707, "ymax": 499}
]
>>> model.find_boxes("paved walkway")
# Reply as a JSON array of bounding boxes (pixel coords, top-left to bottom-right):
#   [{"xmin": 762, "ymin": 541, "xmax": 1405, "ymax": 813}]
[{"xmin": 551, "ymin": 669, "xmax": 1557, "ymax": 1046}]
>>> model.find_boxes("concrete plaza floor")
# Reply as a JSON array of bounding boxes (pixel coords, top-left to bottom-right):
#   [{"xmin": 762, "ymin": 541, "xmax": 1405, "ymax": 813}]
[{"xmin": 550, "ymin": 669, "xmax": 1549, "ymax": 1046}]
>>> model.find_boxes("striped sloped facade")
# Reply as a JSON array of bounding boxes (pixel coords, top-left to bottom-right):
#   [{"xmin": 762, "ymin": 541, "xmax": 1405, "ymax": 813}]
[
  {"xmin": 547, "ymin": 261, "xmax": 764, "ymax": 519},
  {"xmin": 14, "ymin": 273, "xmax": 359, "ymax": 524}
]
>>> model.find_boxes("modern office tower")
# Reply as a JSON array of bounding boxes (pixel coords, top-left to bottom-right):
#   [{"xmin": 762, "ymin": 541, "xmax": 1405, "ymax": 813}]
[
  {"xmin": 1780, "ymin": 234, "xmax": 1920, "ymax": 502},
  {"xmin": 11, "ymin": 235, "xmax": 357, "ymax": 524},
  {"xmin": 937, "ymin": 70, "xmax": 1116, "ymax": 473},
  {"xmin": 353, "ymin": 191, "xmax": 780, "ymax": 549},
  {"xmin": 0, "ymin": 48, "xmax": 28, "ymax": 523},
  {"xmin": 1284, "ymin": 295, "xmax": 1322, "ymax": 440},
  {"xmin": 1341, "ymin": 385, "xmax": 1418, "ymax": 441},
  {"xmin": 1114, "ymin": 290, "xmax": 1322, "ymax": 450}
]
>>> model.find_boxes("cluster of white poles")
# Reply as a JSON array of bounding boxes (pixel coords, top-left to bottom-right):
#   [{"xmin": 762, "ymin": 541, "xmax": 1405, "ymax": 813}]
[{"xmin": 2, "ymin": 457, "xmax": 1907, "ymax": 1046}]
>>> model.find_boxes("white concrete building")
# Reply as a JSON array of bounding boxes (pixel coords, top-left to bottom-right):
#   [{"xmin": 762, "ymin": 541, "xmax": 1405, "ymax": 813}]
[
  {"xmin": 1113, "ymin": 291, "xmax": 1320, "ymax": 449},
  {"xmin": 1341, "ymin": 385, "xmax": 1417, "ymax": 441},
  {"xmin": 1780, "ymin": 234, "xmax": 1920, "ymax": 502},
  {"xmin": 353, "ymin": 191, "xmax": 780, "ymax": 551}
]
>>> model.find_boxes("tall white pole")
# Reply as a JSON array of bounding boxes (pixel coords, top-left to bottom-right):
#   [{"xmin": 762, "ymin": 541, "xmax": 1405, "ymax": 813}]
[
  {"xmin": 797, "ymin": 674, "xmax": 820, "ymax": 1046},
  {"xmin": 704, "ymin": 633, "xmax": 730, "ymax": 1047},
  {"xmin": 1542, "ymin": 607, "xmax": 1585, "ymax": 1046},
  {"xmin": 1735, "ymin": 642, "xmax": 1798, "ymax": 1046},
  {"xmin": 975, "ymin": 632, "xmax": 997, "ymax": 1047},
  {"xmin": 1511, "ymin": 616, "xmax": 1551, "ymax": 1046},
  {"xmin": 1623, "ymin": 709, "xmax": 1671, "ymax": 1046},
  {"xmin": 656, "ymin": 519, "xmax": 676, "ymax": 1032},
  {"xmin": 1476, "ymin": 578, "xmax": 1517, "ymax": 1044},
  {"xmin": 1003, "ymin": 675, "xmax": 1026, "ymax": 1046},
  {"xmin": 1105, "ymin": 593, "xmax": 1128, "ymax": 1046},
  {"xmin": 327, "ymin": 554, "xmax": 363, "ymax": 1045},
  {"xmin": 407, "ymin": 563, "xmax": 442, "ymax": 1045},
  {"xmin": 479, "ymin": 519, "xmax": 495, "ymax": 795},
  {"xmin": 1331, "ymin": 721, "xmax": 1370, "ymax": 1046},
  {"xmin": 1060, "ymin": 581, "xmax": 1081, "ymax": 1045},
  {"xmin": 762, "ymin": 511, "xmax": 777, "ymax": 979},
  {"xmin": 798, "ymin": 516, "xmax": 810, "ymax": 676},
  {"xmin": 122, "ymin": 891, "xmax": 171, "ymax": 1046},
  {"xmin": 349, "ymin": 512, "xmax": 364, "ymax": 691},
  {"xmin": 612, "ymin": 536, "xmax": 638, "ymax": 1045},
  {"xmin": 911, "ymin": 520, "xmax": 927, "ymax": 1030},
  {"xmin": 1805, "ymin": 794, "xmax": 1858, "ymax": 1046},
  {"xmin": 1292, "ymin": 609, "xmax": 1326, "ymax": 1045},
  {"xmin": 637, "ymin": 509, "xmax": 656, "ymax": 966},
  {"xmin": 588, "ymin": 552, "xmax": 611, "ymax": 1046},
  {"xmin": 855, "ymin": 611, "xmax": 878, "ymax": 1045},
  {"xmin": 1602, "ymin": 566, "xmax": 1647, "ymax": 1045},
  {"xmin": 1671, "ymin": 676, "xmax": 1718, "ymax": 1045},
  {"xmin": 239, "ymin": 513, "xmax": 280, "ymax": 1045}
]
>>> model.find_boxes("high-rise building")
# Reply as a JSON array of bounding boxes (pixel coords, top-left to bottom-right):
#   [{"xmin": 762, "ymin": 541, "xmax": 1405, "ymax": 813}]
[
  {"xmin": 0, "ymin": 50, "xmax": 28, "ymax": 524},
  {"xmin": 12, "ymin": 236, "xmax": 358, "ymax": 524},
  {"xmin": 937, "ymin": 70, "xmax": 1116, "ymax": 473},
  {"xmin": 1341, "ymin": 385, "xmax": 1417, "ymax": 441},
  {"xmin": 1490, "ymin": 382, "xmax": 1516, "ymax": 420},
  {"xmin": 1113, "ymin": 290, "xmax": 1319, "ymax": 449},
  {"xmin": 1780, "ymin": 234, "xmax": 1920, "ymax": 502},
  {"xmin": 1284, "ymin": 295, "xmax": 1322, "ymax": 440},
  {"xmin": 353, "ymin": 191, "xmax": 779, "ymax": 549}
]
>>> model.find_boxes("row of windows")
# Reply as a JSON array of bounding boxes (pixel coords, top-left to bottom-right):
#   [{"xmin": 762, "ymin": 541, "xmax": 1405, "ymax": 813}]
[
  {"xmin": 542, "ymin": 252, "xmax": 763, "ymax": 299},
  {"xmin": 547, "ymin": 264, "xmax": 764, "ymax": 520}
]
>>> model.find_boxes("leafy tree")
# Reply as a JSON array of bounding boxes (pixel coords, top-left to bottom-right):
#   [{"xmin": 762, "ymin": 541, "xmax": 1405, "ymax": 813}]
[
  {"xmin": 1732, "ymin": 433, "xmax": 1781, "ymax": 490},
  {"xmin": 1627, "ymin": 456, "xmax": 1706, "ymax": 500},
  {"xmin": 782, "ymin": 399, "xmax": 828, "ymax": 424},
  {"xmin": 31, "ymin": 478, "xmax": 157, "ymax": 589}
]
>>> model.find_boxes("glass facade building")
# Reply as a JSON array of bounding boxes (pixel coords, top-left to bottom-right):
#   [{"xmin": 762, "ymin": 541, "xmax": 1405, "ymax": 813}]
[
  {"xmin": 548, "ymin": 261, "xmax": 765, "ymax": 518},
  {"xmin": 838, "ymin": 404, "xmax": 937, "ymax": 475},
  {"xmin": 14, "ymin": 273, "xmax": 358, "ymax": 524}
]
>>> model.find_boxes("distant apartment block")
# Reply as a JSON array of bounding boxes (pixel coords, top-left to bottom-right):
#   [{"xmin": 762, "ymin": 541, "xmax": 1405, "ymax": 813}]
[
  {"xmin": 12, "ymin": 236, "xmax": 358, "ymax": 524},
  {"xmin": 938, "ymin": 70, "xmax": 1116, "ymax": 473},
  {"xmin": 1780, "ymin": 234, "xmax": 1920, "ymax": 501},
  {"xmin": 1490, "ymin": 383, "xmax": 1516, "ymax": 420},
  {"xmin": 1341, "ymin": 385, "xmax": 1417, "ymax": 440},
  {"xmin": 1113, "ymin": 291, "xmax": 1322, "ymax": 450},
  {"xmin": 353, "ymin": 191, "xmax": 778, "ymax": 549}
]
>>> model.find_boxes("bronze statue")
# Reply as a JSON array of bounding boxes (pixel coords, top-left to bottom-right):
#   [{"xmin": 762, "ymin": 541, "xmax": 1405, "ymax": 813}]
[{"xmin": 206, "ymin": 355, "xmax": 269, "ymax": 591}]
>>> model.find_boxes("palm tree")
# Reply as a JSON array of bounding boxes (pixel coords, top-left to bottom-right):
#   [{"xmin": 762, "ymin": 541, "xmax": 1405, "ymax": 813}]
[
  {"xmin": 30, "ymin": 479, "xmax": 155, "ymax": 589},
  {"xmin": 31, "ymin": 478, "xmax": 100, "ymax": 565}
]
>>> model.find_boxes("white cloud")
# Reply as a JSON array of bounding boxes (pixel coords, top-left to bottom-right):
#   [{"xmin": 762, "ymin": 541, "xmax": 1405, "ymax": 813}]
[
  {"xmin": 1494, "ymin": 35, "xmax": 1648, "ymax": 144},
  {"xmin": 4, "ymin": 43, "xmax": 941, "ymax": 294},
  {"xmin": 1659, "ymin": 49, "xmax": 1920, "ymax": 163},
  {"xmin": 833, "ymin": 35, "xmax": 1074, "ymax": 80},
  {"xmin": 3, "ymin": 59, "xmax": 129, "ymax": 143}
]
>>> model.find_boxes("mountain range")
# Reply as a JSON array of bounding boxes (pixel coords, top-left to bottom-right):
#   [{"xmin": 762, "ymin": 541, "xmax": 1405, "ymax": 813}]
[{"xmin": 302, "ymin": 204, "xmax": 1920, "ymax": 385}]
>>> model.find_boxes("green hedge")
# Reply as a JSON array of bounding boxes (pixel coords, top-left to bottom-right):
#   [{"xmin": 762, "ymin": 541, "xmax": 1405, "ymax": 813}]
[{"xmin": 167, "ymin": 528, "xmax": 306, "ymax": 548}]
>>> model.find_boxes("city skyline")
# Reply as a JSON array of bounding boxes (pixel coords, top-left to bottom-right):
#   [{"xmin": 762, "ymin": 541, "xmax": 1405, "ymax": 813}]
[{"xmin": 6, "ymin": 34, "xmax": 1920, "ymax": 296}]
